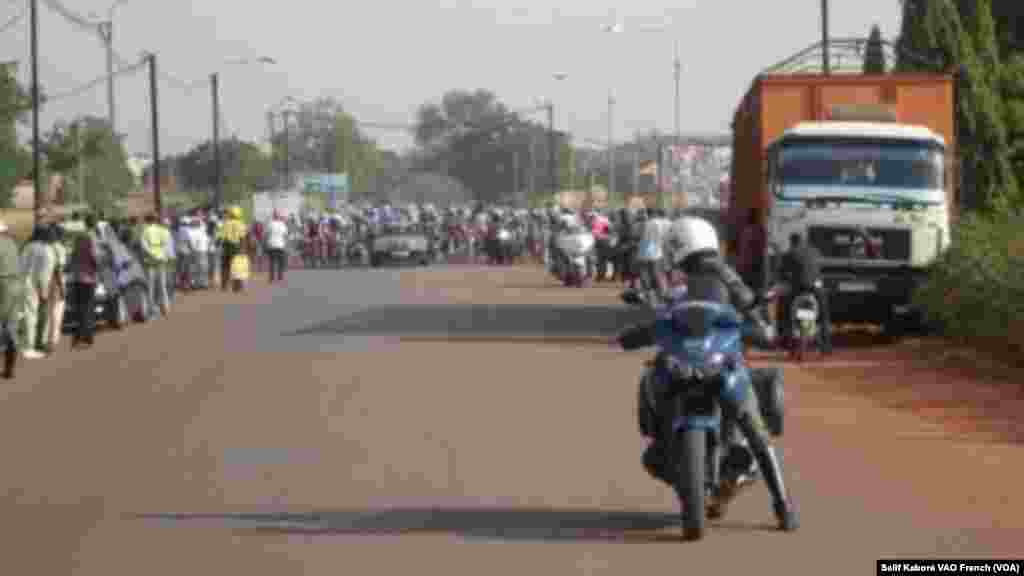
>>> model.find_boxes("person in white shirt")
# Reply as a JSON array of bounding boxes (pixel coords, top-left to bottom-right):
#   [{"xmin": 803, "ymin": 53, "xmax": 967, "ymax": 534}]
[
  {"xmin": 176, "ymin": 217, "xmax": 194, "ymax": 290},
  {"xmin": 46, "ymin": 224, "xmax": 68, "ymax": 352},
  {"xmin": 188, "ymin": 218, "xmax": 210, "ymax": 289},
  {"xmin": 265, "ymin": 211, "xmax": 289, "ymax": 283},
  {"xmin": 19, "ymin": 226, "xmax": 55, "ymax": 359}
]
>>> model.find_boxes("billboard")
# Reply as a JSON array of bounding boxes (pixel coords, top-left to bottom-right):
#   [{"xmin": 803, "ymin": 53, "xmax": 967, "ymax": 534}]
[
  {"xmin": 252, "ymin": 190, "xmax": 304, "ymax": 222},
  {"xmin": 659, "ymin": 144, "xmax": 732, "ymax": 208},
  {"xmin": 303, "ymin": 173, "xmax": 349, "ymax": 209}
]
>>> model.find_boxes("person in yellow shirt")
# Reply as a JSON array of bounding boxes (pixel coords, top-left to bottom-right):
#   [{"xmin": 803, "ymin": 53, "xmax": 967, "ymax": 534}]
[
  {"xmin": 218, "ymin": 205, "xmax": 247, "ymax": 292},
  {"xmin": 141, "ymin": 213, "xmax": 171, "ymax": 318}
]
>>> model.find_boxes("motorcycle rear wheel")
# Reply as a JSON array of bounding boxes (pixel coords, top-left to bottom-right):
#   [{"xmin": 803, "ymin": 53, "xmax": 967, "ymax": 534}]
[{"xmin": 678, "ymin": 428, "xmax": 707, "ymax": 541}]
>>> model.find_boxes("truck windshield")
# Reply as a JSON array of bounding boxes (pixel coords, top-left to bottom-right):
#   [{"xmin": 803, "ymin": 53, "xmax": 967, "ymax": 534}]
[{"xmin": 776, "ymin": 140, "xmax": 944, "ymax": 201}]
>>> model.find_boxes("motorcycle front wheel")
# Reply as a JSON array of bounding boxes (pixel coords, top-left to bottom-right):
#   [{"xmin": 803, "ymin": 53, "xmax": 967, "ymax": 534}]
[{"xmin": 678, "ymin": 428, "xmax": 707, "ymax": 541}]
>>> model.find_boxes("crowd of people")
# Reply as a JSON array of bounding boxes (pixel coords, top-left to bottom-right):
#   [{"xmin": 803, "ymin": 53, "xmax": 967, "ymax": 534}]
[
  {"xmin": 0, "ymin": 198, "xmax": 830, "ymax": 381},
  {"xmin": 0, "ymin": 204, "xmax": 279, "ymax": 380}
]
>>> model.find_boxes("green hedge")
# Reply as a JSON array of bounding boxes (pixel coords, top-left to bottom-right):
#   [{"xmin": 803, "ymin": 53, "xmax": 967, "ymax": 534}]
[{"xmin": 913, "ymin": 211, "xmax": 1024, "ymax": 362}]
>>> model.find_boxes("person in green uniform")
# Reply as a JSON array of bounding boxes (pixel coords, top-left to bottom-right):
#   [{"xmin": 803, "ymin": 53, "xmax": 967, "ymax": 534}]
[{"xmin": 0, "ymin": 219, "xmax": 23, "ymax": 378}]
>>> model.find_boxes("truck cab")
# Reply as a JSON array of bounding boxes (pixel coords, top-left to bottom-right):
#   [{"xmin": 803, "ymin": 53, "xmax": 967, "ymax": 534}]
[{"xmin": 765, "ymin": 121, "xmax": 951, "ymax": 330}]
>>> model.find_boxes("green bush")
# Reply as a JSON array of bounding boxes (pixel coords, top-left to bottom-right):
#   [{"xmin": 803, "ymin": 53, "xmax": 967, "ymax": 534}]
[{"xmin": 914, "ymin": 211, "xmax": 1024, "ymax": 361}]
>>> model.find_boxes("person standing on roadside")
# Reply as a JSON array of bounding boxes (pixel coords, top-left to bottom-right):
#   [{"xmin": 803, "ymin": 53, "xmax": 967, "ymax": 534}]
[
  {"xmin": 265, "ymin": 210, "xmax": 288, "ymax": 283},
  {"xmin": 0, "ymin": 219, "xmax": 22, "ymax": 377},
  {"xmin": 163, "ymin": 217, "xmax": 177, "ymax": 306},
  {"xmin": 218, "ymin": 206, "xmax": 247, "ymax": 291},
  {"xmin": 140, "ymin": 213, "xmax": 171, "ymax": 319},
  {"xmin": 19, "ymin": 226, "xmax": 54, "ymax": 359},
  {"xmin": 250, "ymin": 219, "xmax": 265, "ymax": 273},
  {"xmin": 45, "ymin": 224, "xmax": 67, "ymax": 354},
  {"xmin": 206, "ymin": 213, "xmax": 222, "ymax": 288},
  {"xmin": 175, "ymin": 217, "xmax": 193, "ymax": 291},
  {"xmin": 188, "ymin": 217, "xmax": 210, "ymax": 289},
  {"xmin": 66, "ymin": 214, "xmax": 100, "ymax": 349}
]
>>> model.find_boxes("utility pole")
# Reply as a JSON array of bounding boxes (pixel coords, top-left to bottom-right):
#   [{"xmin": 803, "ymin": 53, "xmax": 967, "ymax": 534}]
[
  {"xmin": 547, "ymin": 102, "xmax": 557, "ymax": 197},
  {"xmin": 513, "ymin": 150, "xmax": 519, "ymax": 198},
  {"xmin": 673, "ymin": 40, "xmax": 681, "ymax": 144},
  {"xmin": 607, "ymin": 93, "xmax": 615, "ymax": 204},
  {"xmin": 632, "ymin": 147, "xmax": 639, "ymax": 199},
  {"xmin": 76, "ymin": 121, "xmax": 85, "ymax": 204},
  {"xmin": 529, "ymin": 132, "xmax": 537, "ymax": 199},
  {"xmin": 656, "ymin": 140, "xmax": 664, "ymax": 210},
  {"xmin": 30, "ymin": 0, "xmax": 41, "ymax": 223},
  {"xmin": 282, "ymin": 110, "xmax": 291, "ymax": 188},
  {"xmin": 266, "ymin": 111, "xmax": 275, "ymax": 151},
  {"xmin": 148, "ymin": 53, "xmax": 161, "ymax": 215},
  {"xmin": 99, "ymin": 22, "xmax": 116, "ymax": 134},
  {"xmin": 821, "ymin": 0, "xmax": 831, "ymax": 75},
  {"xmin": 211, "ymin": 72, "xmax": 222, "ymax": 209}
]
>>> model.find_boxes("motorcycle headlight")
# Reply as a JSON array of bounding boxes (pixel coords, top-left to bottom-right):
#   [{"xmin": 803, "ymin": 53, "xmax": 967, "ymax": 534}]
[{"xmin": 696, "ymin": 352, "xmax": 735, "ymax": 380}]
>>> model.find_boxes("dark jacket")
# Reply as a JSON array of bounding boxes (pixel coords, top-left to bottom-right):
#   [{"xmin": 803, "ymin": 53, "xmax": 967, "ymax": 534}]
[
  {"xmin": 780, "ymin": 244, "xmax": 822, "ymax": 291},
  {"xmin": 681, "ymin": 252, "xmax": 757, "ymax": 313},
  {"xmin": 619, "ymin": 251, "xmax": 774, "ymax": 350},
  {"xmin": 67, "ymin": 231, "xmax": 100, "ymax": 285}
]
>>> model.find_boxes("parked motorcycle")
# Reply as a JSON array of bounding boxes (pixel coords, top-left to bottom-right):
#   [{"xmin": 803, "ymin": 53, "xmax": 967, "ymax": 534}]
[
  {"xmin": 775, "ymin": 281, "xmax": 824, "ymax": 363},
  {"xmin": 553, "ymin": 229, "xmax": 595, "ymax": 287},
  {"xmin": 620, "ymin": 295, "xmax": 785, "ymax": 541},
  {"xmin": 489, "ymin": 227, "xmax": 515, "ymax": 265}
]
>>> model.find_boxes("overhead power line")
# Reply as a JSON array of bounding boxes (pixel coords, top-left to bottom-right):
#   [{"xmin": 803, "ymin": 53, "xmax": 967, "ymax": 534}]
[
  {"xmin": 0, "ymin": 4, "xmax": 25, "ymax": 33},
  {"xmin": 0, "ymin": 57, "xmax": 145, "ymax": 116},
  {"xmin": 113, "ymin": 51, "xmax": 198, "ymax": 92},
  {"xmin": 45, "ymin": 58, "xmax": 146, "ymax": 102},
  {"xmin": 39, "ymin": 0, "xmax": 101, "ymax": 34}
]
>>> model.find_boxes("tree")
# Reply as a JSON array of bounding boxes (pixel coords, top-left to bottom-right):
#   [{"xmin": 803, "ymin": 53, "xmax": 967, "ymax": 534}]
[
  {"xmin": 414, "ymin": 89, "xmax": 570, "ymax": 205},
  {"xmin": 172, "ymin": 138, "xmax": 273, "ymax": 205},
  {"xmin": 863, "ymin": 25, "xmax": 887, "ymax": 74},
  {"xmin": 986, "ymin": 1, "xmax": 1022, "ymax": 58},
  {"xmin": 897, "ymin": 0, "xmax": 1019, "ymax": 210},
  {"xmin": 42, "ymin": 116, "xmax": 134, "ymax": 213},
  {"xmin": 0, "ymin": 64, "xmax": 30, "ymax": 209},
  {"xmin": 958, "ymin": 0, "xmax": 1021, "ymax": 209},
  {"xmin": 269, "ymin": 97, "xmax": 383, "ymax": 199}
]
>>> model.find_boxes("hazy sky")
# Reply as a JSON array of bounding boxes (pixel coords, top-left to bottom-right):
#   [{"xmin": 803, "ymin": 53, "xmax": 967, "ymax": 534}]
[{"xmin": 2, "ymin": 0, "xmax": 901, "ymax": 157}]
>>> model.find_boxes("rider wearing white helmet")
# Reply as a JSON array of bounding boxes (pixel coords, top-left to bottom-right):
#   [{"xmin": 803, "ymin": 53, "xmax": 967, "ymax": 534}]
[{"xmin": 620, "ymin": 215, "xmax": 797, "ymax": 531}]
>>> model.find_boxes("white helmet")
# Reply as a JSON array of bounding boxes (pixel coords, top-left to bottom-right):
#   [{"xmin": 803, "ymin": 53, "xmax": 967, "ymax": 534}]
[{"xmin": 667, "ymin": 216, "xmax": 719, "ymax": 267}]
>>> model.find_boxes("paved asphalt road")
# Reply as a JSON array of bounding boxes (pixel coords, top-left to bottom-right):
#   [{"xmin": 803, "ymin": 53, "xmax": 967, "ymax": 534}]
[{"xmin": 2, "ymin": 264, "xmax": 1021, "ymax": 574}]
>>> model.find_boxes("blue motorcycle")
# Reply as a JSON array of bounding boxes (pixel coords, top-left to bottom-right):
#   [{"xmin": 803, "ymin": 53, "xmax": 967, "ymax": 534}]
[{"xmin": 621, "ymin": 297, "xmax": 785, "ymax": 540}]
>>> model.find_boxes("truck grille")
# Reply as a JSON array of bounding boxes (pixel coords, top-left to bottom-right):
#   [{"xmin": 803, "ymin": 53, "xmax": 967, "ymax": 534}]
[{"xmin": 807, "ymin": 226, "xmax": 911, "ymax": 261}]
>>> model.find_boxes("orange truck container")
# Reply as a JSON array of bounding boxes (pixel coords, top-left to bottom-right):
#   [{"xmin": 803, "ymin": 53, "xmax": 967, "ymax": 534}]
[{"xmin": 727, "ymin": 72, "xmax": 957, "ymax": 256}]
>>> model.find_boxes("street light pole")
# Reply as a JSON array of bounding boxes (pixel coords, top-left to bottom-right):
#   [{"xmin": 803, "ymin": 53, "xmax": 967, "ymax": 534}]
[
  {"xmin": 210, "ymin": 57, "xmax": 275, "ymax": 206},
  {"xmin": 29, "ymin": 0, "xmax": 42, "ymax": 223},
  {"xmin": 607, "ymin": 92, "xmax": 615, "ymax": 204},
  {"xmin": 547, "ymin": 102, "xmax": 557, "ymax": 197},
  {"xmin": 147, "ymin": 52, "xmax": 161, "ymax": 216},
  {"xmin": 211, "ymin": 72, "xmax": 222, "ymax": 209},
  {"xmin": 821, "ymin": 0, "xmax": 831, "ymax": 75},
  {"xmin": 673, "ymin": 39, "xmax": 681, "ymax": 144},
  {"xmin": 102, "ymin": 21, "xmax": 115, "ymax": 133},
  {"xmin": 282, "ymin": 110, "xmax": 291, "ymax": 187}
]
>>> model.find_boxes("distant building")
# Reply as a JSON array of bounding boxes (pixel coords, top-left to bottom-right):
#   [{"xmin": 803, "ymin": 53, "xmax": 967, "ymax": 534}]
[{"xmin": 10, "ymin": 175, "xmax": 62, "ymax": 210}]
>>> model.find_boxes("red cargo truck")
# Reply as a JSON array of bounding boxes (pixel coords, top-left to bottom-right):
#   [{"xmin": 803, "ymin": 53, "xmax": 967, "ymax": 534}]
[{"xmin": 728, "ymin": 72, "xmax": 957, "ymax": 334}]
